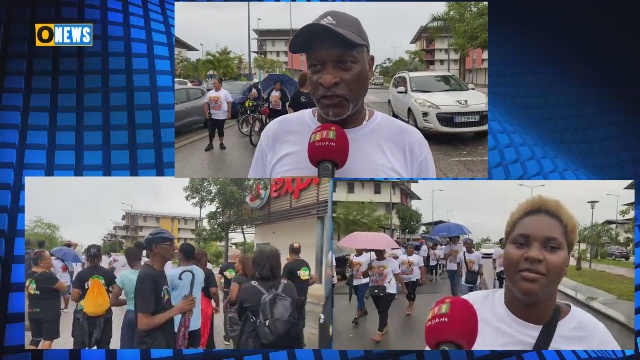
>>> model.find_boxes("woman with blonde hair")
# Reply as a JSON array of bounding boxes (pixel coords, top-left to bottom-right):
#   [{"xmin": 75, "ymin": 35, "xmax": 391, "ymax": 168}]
[
  {"xmin": 225, "ymin": 253, "xmax": 253, "ymax": 347},
  {"xmin": 438, "ymin": 195, "xmax": 620, "ymax": 350}
]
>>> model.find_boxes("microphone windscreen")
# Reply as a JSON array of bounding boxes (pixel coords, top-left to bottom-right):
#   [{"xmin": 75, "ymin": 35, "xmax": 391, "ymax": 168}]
[
  {"xmin": 307, "ymin": 123, "xmax": 349, "ymax": 170},
  {"xmin": 424, "ymin": 296, "xmax": 479, "ymax": 350}
]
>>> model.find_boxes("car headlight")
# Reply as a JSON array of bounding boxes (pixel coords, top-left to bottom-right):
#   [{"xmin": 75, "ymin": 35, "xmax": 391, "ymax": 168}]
[{"xmin": 415, "ymin": 98, "xmax": 440, "ymax": 110}]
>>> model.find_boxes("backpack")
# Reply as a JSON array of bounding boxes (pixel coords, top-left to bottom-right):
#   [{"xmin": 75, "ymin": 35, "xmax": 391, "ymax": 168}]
[
  {"xmin": 83, "ymin": 275, "xmax": 110, "ymax": 316},
  {"xmin": 250, "ymin": 280, "xmax": 299, "ymax": 348}
]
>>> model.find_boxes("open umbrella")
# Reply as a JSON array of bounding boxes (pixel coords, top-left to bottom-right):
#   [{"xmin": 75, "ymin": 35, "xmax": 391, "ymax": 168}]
[
  {"xmin": 51, "ymin": 246, "xmax": 83, "ymax": 264},
  {"xmin": 337, "ymin": 232, "xmax": 398, "ymax": 250},
  {"xmin": 176, "ymin": 269, "xmax": 195, "ymax": 349},
  {"xmin": 428, "ymin": 222, "xmax": 471, "ymax": 238},
  {"xmin": 420, "ymin": 235, "xmax": 443, "ymax": 246},
  {"xmin": 260, "ymin": 73, "xmax": 298, "ymax": 100}
]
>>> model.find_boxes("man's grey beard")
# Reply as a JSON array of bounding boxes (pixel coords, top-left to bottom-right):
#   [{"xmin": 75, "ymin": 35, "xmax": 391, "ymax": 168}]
[{"xmin": 317, "ymin": 98, "xmax": 365, "ymax": 122}]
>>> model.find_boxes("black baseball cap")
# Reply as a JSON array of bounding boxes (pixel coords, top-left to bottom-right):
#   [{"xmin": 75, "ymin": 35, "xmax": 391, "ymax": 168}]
[
  {"xmin": 289, "ymin": 10, "xmax": 369, "ymax": 54},
  {"xmin": 144, "ymin": 228, "xmax": 175, "ymax": 249}
]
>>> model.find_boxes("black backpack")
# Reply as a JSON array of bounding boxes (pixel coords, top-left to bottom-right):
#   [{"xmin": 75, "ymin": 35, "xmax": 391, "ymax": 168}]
[{"xmin": 250, "ymin": 280, "xmax": 299, "ymax": 348}]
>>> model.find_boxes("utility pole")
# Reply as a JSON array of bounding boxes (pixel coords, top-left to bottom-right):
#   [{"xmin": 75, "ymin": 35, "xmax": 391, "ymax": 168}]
[
  {"xmin": 587, "ymin": 200, "xmax": 599, "ymax": 269},
  {"xmin": 607, "ymin": 194, "xmax": 620, "ymax": 244},
  {"xmin": 518, "ymin": 183, "xmax": 545, "ymax": 197},
  {"xmin": 390, "ymin": 45, "xmax": 401, "ymax": 61},
  {"xmin": 431, "ymin": 188, "xmax": 443, "ymax": 231},
  {"xmin": 247, "ymin": 3, "xmax": 252, "ymax": 80},
  {"xmin": 389, "ymin": 181, "xmax": 394, "ymax": 239}
]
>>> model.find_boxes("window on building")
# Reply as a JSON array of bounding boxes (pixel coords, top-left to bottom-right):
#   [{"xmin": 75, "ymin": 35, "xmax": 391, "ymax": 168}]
[
  {"xmin": 440, "ymin": 60, "xmax": 444, "ymax": 65},
  {"xmin": 347, "ymin": 182, "xmax": 355, "ymax": 194},
  {"xmin": 276, "ymin": 51, "xmax": 280, "ymax": 57},
  {"xmin": 143, "ymin": 216, "xmax": 147, "ymax": 222},
  {"xmin": 272, "ymin": 40, "xmax": 275, "ymax": 47},
  {"xmin": 184, "ymin": 218, "xmax": 188, "ymax": 225},
  {"xmin": 285, "ymin": 40, "xmax": 289, "ymax": 47},
  {"xmin": 454, "ymin": 60, "xmax": 458, "ymax": 65},
  {"xmin": 444, "ymin": 49, "xmax": 448, "ymax": 55},
  {"xmin": 374, "ymin": 183, "xmax": 381, "ymax": 194},
  {"xmin": 156, "ymin": 217, "xmax": 160, "ymax": 223}
]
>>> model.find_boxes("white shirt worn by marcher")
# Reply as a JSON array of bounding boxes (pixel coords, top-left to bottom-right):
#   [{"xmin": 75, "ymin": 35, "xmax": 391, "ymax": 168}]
[
  {"xmin": 493, "ymin": 247, "xmax": 504, "ymax": 272},
  {"xmin": 425, "ymin": 288, "xmax": 621, "ymax": 350},
  {"xmin": 444, "ymin": 244, "xmax": 465, "ymax": 271},
  {"xmin": 457, "ymin": 250, "xmax": 483, "ymax": 286},
  {"xmin": 52, "ymin": 259, "xmax": 71, "ymax": 286},
  {"xmin": 398, "ymin": 254, "xmax": 424, "ymax": 282},
  {"xmin": 350, "ymin": 253, "xmax": 372, "ymax": 286},
  {"xmin": 369, "ymin": 257, "xmax": 400, "ymax": 294},
  {"xmin": 248, "ymin": 109, "xmax": 436, "ymax": 178},
  {"xmin": 204, "ymin": 89, "xmax": 233, "ymax": 119}
]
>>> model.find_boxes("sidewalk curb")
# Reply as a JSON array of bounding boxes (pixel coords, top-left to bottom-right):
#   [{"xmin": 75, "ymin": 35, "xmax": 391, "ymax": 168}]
[
  {"xmin": 175, "ymin": 121, "xmax": 238, "ymax": 149},
  {"xmin": 557, "ymin": 285, "xmax": 634, "ymax": 330}
]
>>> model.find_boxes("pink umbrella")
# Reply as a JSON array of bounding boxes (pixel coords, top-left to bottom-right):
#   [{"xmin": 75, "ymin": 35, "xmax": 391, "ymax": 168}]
[{"xmin": 337, "ymin": 232, "xmax": 398, "ymax": 250}]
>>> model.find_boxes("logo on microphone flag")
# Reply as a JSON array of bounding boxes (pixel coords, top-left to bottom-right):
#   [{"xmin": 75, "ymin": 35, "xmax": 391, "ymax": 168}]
[
  {"xmin": 427, "ymin": 298, "xmax": 451, "ymax": 321},
  {"xmin": 309, "ymin": 127, "xmax": 337, "ymax": 142}
]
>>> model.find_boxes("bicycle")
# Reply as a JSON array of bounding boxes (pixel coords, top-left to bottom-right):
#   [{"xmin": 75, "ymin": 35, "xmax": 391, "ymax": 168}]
[
  {"xmin": 236, "ymin": 99, "xmax": 260, "ymax": 136},
  {"xmin": 249, "ymin": 103, "xmax": 271, "ymax": 147}
]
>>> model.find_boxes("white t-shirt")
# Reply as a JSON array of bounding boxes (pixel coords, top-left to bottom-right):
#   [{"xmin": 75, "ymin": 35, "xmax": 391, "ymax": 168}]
[
  {"xmin": 454, "ymin": 289, "xmax": 620, "ymax": 350},
  {"xmin": 204, "ymin": 89, "xmax": 233, "ymax": 119},
  {"xmin": 398, "ymin": 254, "xmax": 424, "ymax": 282},
  {"xmin": 419, "ymin": 245, "xmax": 429, "ymax": 258},
  {"xmin": 350, "ymin": 253, "xmax": 371, "ymax": 286},
  {"xmin": 369, "ymin": 257, "xmax": 400, "ymax": 294},
  {"xmin": 248, "ymin": 109, "xmax": 436, "ymax": 178},
  {"xmin": 493, "ymin": 247, "xmax": 504, "ymax": 272},
  {"xmin": 52, "ymin": 259, "xmax": 71, "ymax": 286},
  {"xmin": 428, "ymin": 247, "xmax": 440, "ymax": 266},
  {"xmin": 269, "ymin": 90, "xmax": 282, "ymax": 110},
  {"xmin": 386, "ymin": 248, "xmax": 403, "ymax": 260},
  {"xmin": 444, "ymin": 244, "xmax": 465, "ymax": 271},
  {"xmin": 164, "ymin": 261, "xmax": 175, "ymax": 275},
  {"xmin": 457, "ymin": 250, "xmax": 483, "ymax": 286}
]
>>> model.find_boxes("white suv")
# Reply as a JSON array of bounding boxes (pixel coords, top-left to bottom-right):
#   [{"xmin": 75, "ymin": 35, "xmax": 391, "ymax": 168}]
[{"xmin": 388, "ymin": 71, "xmax": 488, "ymax": 134}]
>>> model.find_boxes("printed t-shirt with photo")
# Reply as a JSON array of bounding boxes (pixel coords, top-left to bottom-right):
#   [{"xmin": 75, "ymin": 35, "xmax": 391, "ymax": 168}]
[
  {"xmin": 445, "ymin": 244, "xmax": 465, "ymax": 271},
  {"xmin": 428, "ymin": 247, "xmax": 440, "ymax": 266},
  {"xmin": 457, "ymin": 250, "xmax": 483, "ymax": 286},
  {"xmin": 269, "ymin": 90, "xmax": 282, "ymax": 110},
  {"xmin": 369, "ymin": 257, "xmax": 400, "ymax": 294},
  {"xmin": 204, "ymin": 89, "xmax": 233, "ymax": 119},
  {"xmin": 350, "ymin": 252, "xmax": 371, "ymax": 286},
  {"xmin": 493, "ymin": 247, "xmax": 504, "ymax": 272},
  {"xmin": 398, "ymin": 253, "xmax": 424, "ymax": 282}
]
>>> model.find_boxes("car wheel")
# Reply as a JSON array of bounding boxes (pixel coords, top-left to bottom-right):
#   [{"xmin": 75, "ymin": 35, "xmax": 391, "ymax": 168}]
[
  {"xmin": 408, "ymin": 110, "xmax": 418, "ymax": 128},
  {"xmin": 388, "ymin": 101, "xmax": 397, "ymax": 118}
]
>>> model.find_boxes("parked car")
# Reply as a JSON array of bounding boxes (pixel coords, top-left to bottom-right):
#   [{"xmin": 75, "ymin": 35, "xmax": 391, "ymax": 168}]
[
  {"xmin": 606, "ymin": 246, "xmax": 630, "ymax": 260},
  {"xmin": 480, "ymin": 243, "xmax": 496, "ymax": 258},
  {"xmin": 175, "ymin": 78, "xmax": 192, "ymax": 87},
  {"xmin": 220, "ymin": 80, "xmax": 252, "ymax": 118},
  {"xmin": 388, "ymin": 71, "xmax": 488, "ymax": 134},
  {"xmin": 371, "ymin": 75, "xmax": 384, "ymax": 86},
  {"xmin": 175, "ymin": 85, "xmax": 207, "ymax": 131},
  {"xmin": 333, "ymin": 243, "xmax": 351, "ymax": 281}
]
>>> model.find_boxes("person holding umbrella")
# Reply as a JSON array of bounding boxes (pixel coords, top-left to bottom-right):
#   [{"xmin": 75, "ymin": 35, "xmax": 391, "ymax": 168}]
[
  {"xmin": 134, "ymin": 229, "xmax": 195, "ymax": 349},
  {"xmin": 168, "ymin": 243, "xmax": 206, "ymax": 349}
]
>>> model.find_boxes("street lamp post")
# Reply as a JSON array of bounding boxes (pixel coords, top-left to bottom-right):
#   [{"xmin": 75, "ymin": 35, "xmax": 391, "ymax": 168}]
[
  {"xmin": 257, "ymin": 18, "xmax": 262, "ymax": 81},
  {"xmin": 247, "ymin": 3, "xmax": 252, "ymax": 80},
  {"xmin": 476, "ymin": 222, "xmax": 486, "ymax": 239},
  {"xmin": 606, "ymin": 193, "xmax": 620, "ymax": 244},
  {"xmin": 199, "ymin": 43, "xmax": 204, "ymax": 59},
  {"xmin": 390, "ymin": 45, "xmax": 401, "ymax": 61},
  {"xmin": 121, "ymin": 202, "xmax": 134, "ymax": 252},
  {"xmin": 587, "ymin": 200, "xmax": 599, "ymax": 269},
  {"xmin": 389, "ymin": 181, "xmax": 394, "ymax": 239},
  {"xmin": 431, "ymin": 188, "xmax": 443, "ymax": 226},
  {"xmin": 518, "ymin": 183, "xmax": 545, "ymax": 196},
  {"xmin": 446, "ymin": 208, "xmax": 453, "ymax": 222}
]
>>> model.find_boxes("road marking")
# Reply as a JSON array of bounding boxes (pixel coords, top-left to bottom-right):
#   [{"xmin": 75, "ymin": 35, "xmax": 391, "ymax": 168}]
[{"xmin": 449, "ymin": 157, "xmax": 488, "ymax": 161}]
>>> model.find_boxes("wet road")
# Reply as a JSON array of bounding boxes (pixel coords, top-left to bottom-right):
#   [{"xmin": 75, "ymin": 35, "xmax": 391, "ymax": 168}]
[
  {"xmin": 26, "ymin": 293, "xmax": 321, "ymax": 349},
  {"xmin": 175, "ymin": 86, "xmax": 488, "ymax": 179},
  {"xmin": 333, "ymin": 257, "xmax": 633, "ymax": 350}
]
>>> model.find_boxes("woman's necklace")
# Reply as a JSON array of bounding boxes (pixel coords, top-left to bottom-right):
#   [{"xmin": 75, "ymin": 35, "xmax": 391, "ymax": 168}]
[{"xmin": 313, "ymin": 107, "xmax": 371, "ymax": 124}]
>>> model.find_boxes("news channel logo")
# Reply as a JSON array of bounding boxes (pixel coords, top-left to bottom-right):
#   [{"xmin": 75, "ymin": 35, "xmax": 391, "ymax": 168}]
[{"xmin": 35, "ymin": 24, "xmax": 93, "ymax": 46}]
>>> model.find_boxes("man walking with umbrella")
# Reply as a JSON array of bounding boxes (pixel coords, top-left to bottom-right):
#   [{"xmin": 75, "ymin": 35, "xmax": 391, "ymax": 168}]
[
  {"xmin": 168, "ymin": 243, "xmax": 205, "ymax": 349},
  {"xmin": 134, "ymin": 229, "xmax": 195, "ymax": 349},
  {"xmin": 443, "ymin": 236, "xmax": 464, "ymax": 296}
]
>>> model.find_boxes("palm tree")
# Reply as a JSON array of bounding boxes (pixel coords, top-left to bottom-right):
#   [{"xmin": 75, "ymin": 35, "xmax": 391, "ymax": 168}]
[
  {"xmin": 199, "ymin": 50, "xmax": 239, "ymax": 82},
  {"xmin": 425, "ymin": 12, "xmax": 457, "ymax": 76}
]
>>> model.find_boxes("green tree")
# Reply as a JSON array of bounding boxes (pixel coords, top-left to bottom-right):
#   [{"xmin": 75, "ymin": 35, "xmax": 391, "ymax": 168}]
[
  {"xmin": 236, "ymin": 241, "xmax": 255, "ymax": 255},
  {"xmin": 254, "ymin": 55, "xmax": 285, "ymax": 74},
  {"xmin": 333, "ymin": 202, "xmax": 391, "ymax": 239},
  {"xmin": 25, "ymin": 217, "xmax": 65, "ymax": 249},
  {"xmin": 197, "ymin": 48, "xmax": 239, "ymax": 82},
  {"xmin": 426, "ymin": 2, "xmax": 488, "ymax": 80},
  {"xmin": 202, "ymin": 242, "xmax": 224, "ymax": 266},
  {"xmin": 395, "ymin": 205, "xmax": 423, "ymax": 241},
  {"xmin": 102, "ymin": 240, "xmax": 124, "ymax": 254},
  {"xmin": 618, "ymin": 205, "xmax": 635, "ymax": 252},
  {"xmin": 184, "ymin": 178, "xmax": 214, "ymax": 238},
  {"xmin": 193, "ymin": 226, "xmax": 225, "ymax": 248},
  {"xmin": 175, "ymin": 52, "xmax": 199, "ymax": 80}
]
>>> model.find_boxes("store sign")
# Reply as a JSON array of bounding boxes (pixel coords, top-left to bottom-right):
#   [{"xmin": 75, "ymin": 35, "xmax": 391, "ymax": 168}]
[
  {"xmin": 246, "ymin": 180, "xmax": 270, "ymax": 209},
  {"xmin": 271, "ymin": 178, "xmax": 321, "ymax": 200}
]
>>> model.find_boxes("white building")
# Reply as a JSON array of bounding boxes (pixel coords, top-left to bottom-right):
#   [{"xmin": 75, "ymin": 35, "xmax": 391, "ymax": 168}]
[
  {"xmin": 247, "ymin": 178, "xmax": 331, "ymax": 303},
  {"xmin": 112, "ymin": 210, "xmax": 202, "ymax": 246},
  {"xmin": 332, "ymin": 180, "xmax": 422, "ymax": 240}
]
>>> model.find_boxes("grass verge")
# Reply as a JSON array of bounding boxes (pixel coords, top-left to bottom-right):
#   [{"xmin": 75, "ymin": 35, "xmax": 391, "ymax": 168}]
[
  {"xmin": 592, "ymin": 258, "xmax": 634, "ymax": 269},
  {"xmin": 565, "ymin": 266, "xmax": 634, "ymax": 301}
]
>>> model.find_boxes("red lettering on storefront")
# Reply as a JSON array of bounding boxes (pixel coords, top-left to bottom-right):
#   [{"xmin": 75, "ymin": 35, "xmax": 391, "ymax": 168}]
[{"xmin": 271, "ymin": 178, "xmax": 321, "ymax": 199}]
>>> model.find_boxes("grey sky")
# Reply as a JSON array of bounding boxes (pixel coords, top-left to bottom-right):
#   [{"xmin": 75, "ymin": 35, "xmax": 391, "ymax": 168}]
[
  {"xmin": 410, "ymin": 181, "xmax": 634, "ymax": 241},
  {"xmin": 25, "ymin": 177, "xmax": 216, "ymax": 246},
  {"xmin": 175, "ymin": 2, "xmax": 446, "ymax": 66}
]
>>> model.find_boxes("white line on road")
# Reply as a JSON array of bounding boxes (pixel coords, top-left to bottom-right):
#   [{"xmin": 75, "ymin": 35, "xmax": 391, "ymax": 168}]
[{"xmin": 450, "ymin": 157, "xmax": 489, "ymax": 161}]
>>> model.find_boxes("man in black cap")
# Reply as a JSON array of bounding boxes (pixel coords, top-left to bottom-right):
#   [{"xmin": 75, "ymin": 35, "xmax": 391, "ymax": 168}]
[
  {"xmin": 282, "ymin": 242, "xmax": 316, "ymax": 346},
  {"xmin": 248, "ymin": 10, "xmax": 435, "ymax": 179},
  {"xmin": 134, "ymin": 228, "xmax": 195, "ymax": 349}
]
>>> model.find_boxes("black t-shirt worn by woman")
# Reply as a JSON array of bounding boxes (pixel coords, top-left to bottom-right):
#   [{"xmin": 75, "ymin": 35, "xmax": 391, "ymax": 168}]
[
  {"xmin": 134, "ymin": 263, "xmax": 176, "ymax": 349},
  {"xmin": 236, "ymin": 279, "xmax": 298, "ymax": 322},
  {"xmin": 26, "ymin": 269, "xmax": 62, "ymax": 320},
  {"xmin": 288, "ymin": 89, "xmax": 315, "ymax": 112},
  {"xmin": 202, "ymin": 268, "xmax": 218, "ymax": 300}
]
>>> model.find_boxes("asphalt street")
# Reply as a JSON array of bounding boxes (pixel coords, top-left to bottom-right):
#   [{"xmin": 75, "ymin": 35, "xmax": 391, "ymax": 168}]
[
  {"xmin": 25, "ymin": 294, "xmax": 321, "ymax": 349},
  {"xmin": 333, "ymin": 257, "xmax": 633, "ymax": 350},
  {"xmin": 174, "ymin": 86, "xmax": 487, "ymax": 178}
]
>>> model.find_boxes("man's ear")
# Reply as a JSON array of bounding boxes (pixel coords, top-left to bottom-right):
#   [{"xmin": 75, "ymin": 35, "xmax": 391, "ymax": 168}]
[{"xmin": 368, "ymin": 54, "xmax": 375, "ymax": 77}]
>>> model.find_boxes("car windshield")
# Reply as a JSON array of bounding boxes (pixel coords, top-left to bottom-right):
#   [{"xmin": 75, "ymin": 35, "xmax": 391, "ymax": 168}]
[
  {"xmin": 613, "ymin": 247, "xmax": 627, "ymax": 251},
  {"xmin": 374, "ymin": 76, "xmax": 383, "ymax": 80},
  {"xmin": 223, "ymin": 82, "xmax": 247, "ymax": 94},
  {"xmin": 410, "ymin": 74, "xmax": 469, "ymax": 93},
  {"xmin": 175, "ymin": 80, "xmax": 189, "ymax": 86},
  {"xmin": 481, "ymin": 244, "xmax": 495, "ymax": 249}
]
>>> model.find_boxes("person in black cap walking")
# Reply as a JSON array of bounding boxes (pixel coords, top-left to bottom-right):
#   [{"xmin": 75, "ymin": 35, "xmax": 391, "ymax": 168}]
[
  {"xmin": 282, "ymin": 242, "xmax": 316, "ymax": 346},
  {"xmin": 248, "ymin": 10, "xmax": 435, "ymax": 179},
  {"xmin": 134, "ymin": 228, "xmax": 195, "ymax": 349}
]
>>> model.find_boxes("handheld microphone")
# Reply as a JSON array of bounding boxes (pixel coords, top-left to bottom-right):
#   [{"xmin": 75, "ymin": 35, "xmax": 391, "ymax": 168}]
[
  {"xmin": 424, "ymin": 296, "xmax": 478, "ymax": 350},
  {"xmin": 307, "ymin": 123, "xmax": 349, "ymax": 178}
]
